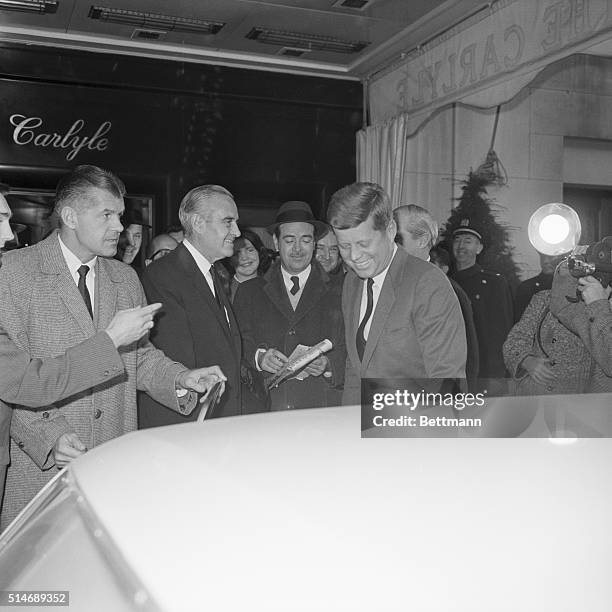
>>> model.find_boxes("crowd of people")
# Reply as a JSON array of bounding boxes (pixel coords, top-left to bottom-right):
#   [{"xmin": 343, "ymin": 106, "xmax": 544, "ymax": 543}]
[{"xmin": 0, "ymin": 164, "xmax": 611, "ymax": 528}]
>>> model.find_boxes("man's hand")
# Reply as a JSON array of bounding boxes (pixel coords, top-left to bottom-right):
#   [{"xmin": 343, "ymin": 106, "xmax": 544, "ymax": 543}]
[
  {"xmin": 105, "ymin": 303, "xmax": 163, "ymax": 347},
  {"xmin": 522, "ymin": 355, "xmax": 556, "ymax": 387},
  {"xmin": 176, "ymin": 366, "xmax": 227, "ymax": 399},
  {"xmin": 578, "ymin": 276, "xmax": 612, "ymax": 305},
  {"xmin": 259, "ymin": 349, "xmax": 288, "ymax": 374},
  {"xmin": 52, "ymin": 432, "xmax": 87, "ymax": 468},
  {"xmin": 304, "ymin": 355, "xmax": 329, "ymax": 377}
]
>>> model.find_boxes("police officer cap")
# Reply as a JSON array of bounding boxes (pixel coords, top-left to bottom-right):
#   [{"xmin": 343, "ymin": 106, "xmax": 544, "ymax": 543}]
[{"xmin": 453, "ymin": 218, "xmax": 483, "ymax": 242}]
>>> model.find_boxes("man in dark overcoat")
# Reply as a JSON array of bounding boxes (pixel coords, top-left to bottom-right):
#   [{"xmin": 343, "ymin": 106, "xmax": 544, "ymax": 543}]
[
  {"xmin": 139, "ymin": 185, "xmax": 243, "ymax": 425},
  {"xmin": 233, "ymin": 201, "xmax": 346, "ymax": 410}
]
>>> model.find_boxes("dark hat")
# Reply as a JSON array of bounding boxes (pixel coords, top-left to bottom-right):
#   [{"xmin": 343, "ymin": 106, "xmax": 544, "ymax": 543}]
[
  {"xmin": 267, "ymin": 201, "xmax": 327, "ymax": 239},
  {"xmin": 453, "ymin": 218, "xmax": 483, "ymax": 242},
  {"xmin": 123, "ymin": 205, "xmax": 151, "ymax": 228}
]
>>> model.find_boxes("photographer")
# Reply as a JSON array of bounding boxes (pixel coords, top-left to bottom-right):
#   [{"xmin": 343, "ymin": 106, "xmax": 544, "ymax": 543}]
[
  {"xmin": 503, "ymin": 289, "xmax": 593, "ymax": 395},
  {"xmin": 553, "ymin": 274, "xmax": 612, "ymax": 391}
]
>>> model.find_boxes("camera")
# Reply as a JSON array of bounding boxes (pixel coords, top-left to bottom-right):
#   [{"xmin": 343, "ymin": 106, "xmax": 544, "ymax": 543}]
[{"xmin": 567, "ymin": 237, "xmax": 612, "ymax": 289}]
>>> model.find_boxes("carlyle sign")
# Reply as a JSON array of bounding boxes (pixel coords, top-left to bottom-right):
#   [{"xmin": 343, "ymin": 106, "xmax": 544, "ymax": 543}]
[
  {"xmin": 9, "ymin": 114, "xmax": 111, "ymax": 161},
  {"xmin": 369, "ymin": 0, "xmax": 612, "ymax": 124}
]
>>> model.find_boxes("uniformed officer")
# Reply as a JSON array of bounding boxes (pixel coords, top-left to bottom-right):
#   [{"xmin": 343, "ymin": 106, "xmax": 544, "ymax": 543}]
[
  {"xmin": 514, "ymin": 252, "xmax": 566, "ymax": 322},
  {"xmin": 450, "ymin": 218, "xmax": 513, "ymax": 384}
]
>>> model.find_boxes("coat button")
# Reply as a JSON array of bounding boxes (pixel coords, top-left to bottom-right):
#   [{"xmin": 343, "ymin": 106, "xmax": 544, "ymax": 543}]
[
  {"xmin": 589, "ymin": 317, "xmax": 595, "ymax": 323},
  {"xmin": 94, "ymin": 409, "xmax": 103, "ymax": 419},
  {"xmin": 42, "ymin": 411, "xmax": 50, "ymax": 419},
  {"xmin": 288, "ymin": 329, "xmax": 296, "ymax": 336},
  {"xmin": 103, "ymin": 370, "xmax": 110, "ymax": 377},
  {"xmin": 475, "ymin": 294, "xmax": 480, "ymax": 300},
  {"xmin": 482, "ymin": 279, "xmax": 487, "ymax": 284},
  {"xmin": 17, "ymin": 441, "xmax": 24, "ymax": 449},
  {"xmin": 551, "ymin": 338, "xmax": 556, "ymax": 343}
]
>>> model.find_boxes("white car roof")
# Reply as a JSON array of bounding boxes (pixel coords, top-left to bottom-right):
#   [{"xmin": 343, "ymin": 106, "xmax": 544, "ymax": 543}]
[{"xmin": 70, "ymin": 405, "xmax": 612, "ymax": 611}]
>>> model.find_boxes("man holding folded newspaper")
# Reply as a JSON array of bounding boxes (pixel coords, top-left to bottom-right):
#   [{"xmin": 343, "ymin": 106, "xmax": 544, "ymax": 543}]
[{"xmin": 233, "ymin": 201, "xmax": 346, "ymax": 410}]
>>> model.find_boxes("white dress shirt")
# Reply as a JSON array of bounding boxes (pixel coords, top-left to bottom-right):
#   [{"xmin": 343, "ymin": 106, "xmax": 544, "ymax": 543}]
[
  {"xmin": 359, "ymin": 245, "xmax": 397, "ymax": 340},
  {"xmin": 58, "ymin": 234, "xmax": 97, "ymax": 308},
  {"xmin": 281, "ymin": 264, "xmax": 311, "ymax": 310},
  {"xmin": 183, "ymin": 239, "xmax": 217, "ymax": 296},
  {"xmin": 183, "ymin": 238, "xmax": 230, "ymax": 325}
]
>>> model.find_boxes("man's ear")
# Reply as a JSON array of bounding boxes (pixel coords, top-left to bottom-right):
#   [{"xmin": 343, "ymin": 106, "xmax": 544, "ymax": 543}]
[
  {"xmin": 273, "ymin": 234, "xmax": 279, "ymax": 251},
  {"xmin": 387, "ymin": 218, "xmax": 397, "ymax": 242},
  {"xmin": 61, "ymin": 206, "xmax": 78, "ymax": 230},
  {"xmin": 418, "ymin": 234, "xmax": 430, "ymax": 249},
  {"xmin": 476, "ymin": 242, "xmax": 483, "ymax": 256},
  {"xmin": 192, "ymin": 213, "xmax": 204, "ymax": 234}
]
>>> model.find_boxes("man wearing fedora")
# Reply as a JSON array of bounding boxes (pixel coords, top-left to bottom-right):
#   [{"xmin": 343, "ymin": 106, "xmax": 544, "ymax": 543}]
[
  {"xmin": 139, "ymin": 184, "xmax": 244, "ymax": 424},
  {"xmin": 450, "ymin": 217, "xmax": 513, "ymax": 383},
  {"xmin": 233, "ymin": 201, "xmax": 346, "ymax": 410},
  {"xmin": 115, "ymin": 205, "xmax": 150, "ymax": 270}
]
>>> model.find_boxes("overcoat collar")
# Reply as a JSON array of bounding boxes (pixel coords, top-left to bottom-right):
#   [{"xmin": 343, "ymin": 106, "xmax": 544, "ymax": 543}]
[
  {"xmin": 37, "ymin": 232, "xmax": 121, "ymax": 336},
  {"xmin": 262, "ymin": 260, "xmax": 331, "ymax": 325}
]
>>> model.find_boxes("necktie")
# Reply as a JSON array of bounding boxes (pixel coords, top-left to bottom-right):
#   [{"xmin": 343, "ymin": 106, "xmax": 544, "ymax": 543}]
[
  {"xmin": 356, "ymin": 278, "xmax": 374, "ymax": 361},
  {"xmin": 290, "ymin": 276, "xmax": 300, "ymax": 296},
  {"xmin": 77, "ymin": 265, "xmax": 93, "ymax": 319},
  {"xmin": 210, "ymin": 266, "xmax": 228, "ymax": 327}
]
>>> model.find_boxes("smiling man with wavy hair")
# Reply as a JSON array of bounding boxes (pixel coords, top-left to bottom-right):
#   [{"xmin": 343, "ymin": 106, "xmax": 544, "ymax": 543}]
[{"xmin": 327, "ymin": 182, "xmax": 467, "ymax": 404}]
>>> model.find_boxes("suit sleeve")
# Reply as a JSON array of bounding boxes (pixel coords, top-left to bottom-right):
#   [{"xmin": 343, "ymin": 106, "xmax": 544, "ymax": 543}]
[
  {"xmin": 0, "ymin": 277, "xmax": 75, "ymax": 469},
  {"xmin": 500, "ymin": 276, "xmax": 515, "ymax": 338},
  {"xmin": 341, "ymin": 355, "xmax": 361, "ymax": 405},
  {"xmin": 0, "ymin": 330, "xmax": 124, "ymax": 407},
  {"xmin": 503, "ymin": 291, "xmax": 549, "ymax": 378},
  {"xmin": 129, "ymin": 275, "xmax": 197, "ymax": 416},
  {"xmin": 325, "ymin": 288, "xmax": 346, "ymax": 389},
  {"xmin": 456, "ymin": 287, "xmax": 479, "ymax": 383},
  {"xmin": 413, "ymin": 270, "xmax": 467, "ymax": 379},
  {"xmin": 340, "ymin": 281, "xmax": 360, "ymax": 405}
]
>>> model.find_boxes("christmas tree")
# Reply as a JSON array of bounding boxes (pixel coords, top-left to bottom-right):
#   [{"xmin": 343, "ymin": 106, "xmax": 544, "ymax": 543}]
[{"xmin": 440, "ymin": 170, "xmax": 521, "ymax": 289}]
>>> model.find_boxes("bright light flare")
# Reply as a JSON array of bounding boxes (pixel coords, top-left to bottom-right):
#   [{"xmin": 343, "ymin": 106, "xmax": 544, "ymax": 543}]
[{"xmin": 538, "ymin": 214, "xmax": 570, "ymax": 245}]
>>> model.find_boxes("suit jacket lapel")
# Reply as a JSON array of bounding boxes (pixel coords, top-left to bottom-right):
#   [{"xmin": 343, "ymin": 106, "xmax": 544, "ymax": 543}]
[
  {"xmin": 361, "ymin": 250, "xmax": 403, "ymax": 371},
  {"xmin": 215, "ymin": 270, "xmax": 242, "ymax": 356},
  {"xmin": 292, "ymin": 264, "xmax": 327, "ymax": 325},
  {"xmin": 345, "ymin": 271, "xmax": 363, "ymax": 370},
  {"xmin": 263, "ymin": 264, "xmax": 294, "ymax": 323},
  {"xmin": 95, "ymin": 258, "xmax": 119, "ymax": 332},
  {"xmin": 39, "ymin": 233, "xmax": 96, "ymax": 338},
  {"xmin": 176, "ymin": 244, "xmax": 235, "ymax": 346}
]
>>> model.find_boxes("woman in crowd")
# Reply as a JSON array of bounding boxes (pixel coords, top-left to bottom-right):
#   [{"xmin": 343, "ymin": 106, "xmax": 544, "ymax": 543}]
[
  {"xmin": 552, "ymin": 274, "xmax": 612, "ymax": 392},
  {"xmin": 225, "ymin": 228, "xmax": 271, "ymax": 301},
  {"xmin": 503, "ymin": 288, "xmax": 593, "ymax": 395}
]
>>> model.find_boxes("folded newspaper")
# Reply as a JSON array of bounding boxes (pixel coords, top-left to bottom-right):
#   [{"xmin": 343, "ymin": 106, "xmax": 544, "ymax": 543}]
[
  {"xmin": 266, "ymin": 339, "xmax": 333, "ymax": 390},
  {"xmin": 196, "ymin": 380, "xmax": 224, "ymax": 422}
]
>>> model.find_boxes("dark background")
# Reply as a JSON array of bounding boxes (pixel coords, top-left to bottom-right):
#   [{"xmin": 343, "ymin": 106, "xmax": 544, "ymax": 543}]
[{"xmin": 0, "ymin": 42, "xmax": 362, "ymax": 232}]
